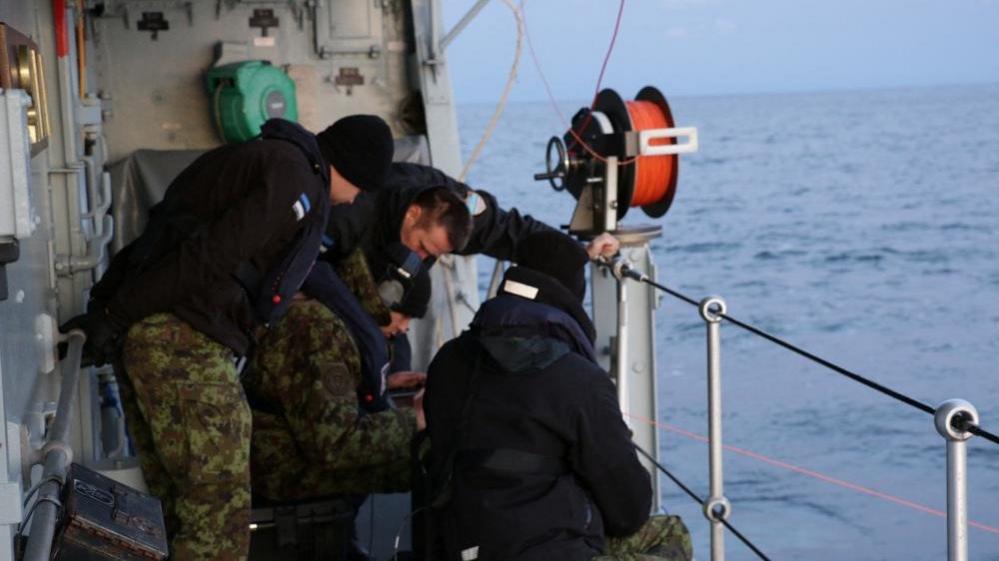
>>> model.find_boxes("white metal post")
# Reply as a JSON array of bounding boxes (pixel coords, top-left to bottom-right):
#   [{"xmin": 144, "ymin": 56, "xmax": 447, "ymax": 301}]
[
  {"xmin": 935, "ymin": 399, "xmax": 979, "ymax": 561},
  {"xmin": 700, "ymin": 297, "xmax": 730, "ymax": 561}
]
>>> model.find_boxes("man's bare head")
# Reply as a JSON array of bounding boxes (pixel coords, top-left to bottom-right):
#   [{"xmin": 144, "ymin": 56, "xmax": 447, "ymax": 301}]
[{"xmin": 399, "ymin": 187, "xmax": 472, "ymax": 259}]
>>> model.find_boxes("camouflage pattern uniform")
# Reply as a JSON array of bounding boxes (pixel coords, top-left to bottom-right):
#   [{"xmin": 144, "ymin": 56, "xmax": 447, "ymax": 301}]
[
  {"xmin": 333, "ymin": 248, "xmax": 392, "ymax": 324},
  {"xmin": 245, "ymin": 298, "xmax": 416, "ymax": 501},
  {"xmin": 598, "ymin": 514, "xmax": 693, "ymax": 561},
  {"xmin": 118, "ymin": 313, "xmax": 251, "ymax": 561}
]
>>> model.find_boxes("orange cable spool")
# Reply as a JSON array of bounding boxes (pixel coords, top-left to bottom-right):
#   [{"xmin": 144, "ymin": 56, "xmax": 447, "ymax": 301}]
[
  {"xmin": 626, "ymin": 99, "xmax": 675, "ymax": 207},
  {"xmin": 561, "ymin": 86, "xmax": 681, "ymax": 220}
]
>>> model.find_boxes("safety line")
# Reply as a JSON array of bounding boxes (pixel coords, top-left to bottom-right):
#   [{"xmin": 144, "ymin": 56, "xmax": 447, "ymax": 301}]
[
  {"xmin": 521, "ymin": 0, "xmax": 638, "ymax": 165},
  {"xmin": 639, "ymin": 275, "xmax": 999, "ymax": 447},
  {"xmin": 590, "ymin": 0, "xmax": 626, "ymax": 108},
  {"xmin": 562, "ymin": 0, "xmax": 627, "ymax": 156},
  {"xmin": 634, "ymin": 445, "xmax": 773, "ymax": 561},
  {"xmin": 629, "ymin": 414, "xmax": 999, "ymax": 536},
  {"xmin": 458, "ymin": 0, "xmax": 523, "ymax": 182}
]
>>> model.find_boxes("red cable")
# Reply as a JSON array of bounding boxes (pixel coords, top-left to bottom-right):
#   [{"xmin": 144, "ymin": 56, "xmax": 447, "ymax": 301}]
[
  {"xmin": 590, "ymin": 0, "xmax": 626, "ymax": 106},
  {"xmin": 565, "ymin": 0, "xmax": 628, "ymax": 155},
  {"xmin": 523, "ymin": 1, "xmax": 676, "ymax": 209},
  {"xmin": 521, "ymin": 0, "xmax": 635, "ymax": 165},
  {"xmin": 626, "ymin": 413, "xmax": 999, "ymax": 536}
]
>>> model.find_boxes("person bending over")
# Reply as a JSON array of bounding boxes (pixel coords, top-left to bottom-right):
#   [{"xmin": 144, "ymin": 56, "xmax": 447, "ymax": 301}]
[
  {"xmin": 64, "ymin": 115, "xmax": 395, "ymax": 561},
  {"xmin": 326, "ymin": 161, "xmax": 620, "ymax": 263}
]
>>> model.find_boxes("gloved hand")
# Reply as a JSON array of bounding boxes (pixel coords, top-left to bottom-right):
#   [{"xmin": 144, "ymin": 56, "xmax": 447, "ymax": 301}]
[{"xmin": 60, "ymin": 306, "xmax": 127, "ymax": 367}]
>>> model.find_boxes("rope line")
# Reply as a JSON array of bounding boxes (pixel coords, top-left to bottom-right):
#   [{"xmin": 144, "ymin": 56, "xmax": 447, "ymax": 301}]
[
  {"xmin": 636, "ymin": 274, "xmax": 999, "ymax": 446},
  {"xmin": 521, "ymin": 0, "xmax": 638, "ymax": 165},
  {"xmin": 634, "ymin": 446, "xmax": 773, "ymax": 561},
  {"xmin": 630, "ymin": 415, "xmax": 999, "ymax": 536},
  {"xmin": 458, "ymin": 0, "xmax": 524, "ymax": 182}
]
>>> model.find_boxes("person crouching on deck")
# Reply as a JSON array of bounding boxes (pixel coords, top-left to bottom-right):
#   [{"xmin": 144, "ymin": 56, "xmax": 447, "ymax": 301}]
[
  {"xmin": 423, "ymin": 231, "xmax": 693, "ymax": 561},
  {"xmin": 243, "ymin": 242, "xmax": 434, "ymax": 503}
]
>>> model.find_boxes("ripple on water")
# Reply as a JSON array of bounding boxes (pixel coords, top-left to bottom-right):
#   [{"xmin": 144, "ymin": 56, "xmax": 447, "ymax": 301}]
[{"xmin": 823, "ymin": 252, "xmax": 885, "ymax": 264}]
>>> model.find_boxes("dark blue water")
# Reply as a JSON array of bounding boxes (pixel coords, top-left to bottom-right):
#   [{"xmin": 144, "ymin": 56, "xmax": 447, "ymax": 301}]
[{"xmin": 458, "ymin": 84, "xmax": 999, "ymax": 561}]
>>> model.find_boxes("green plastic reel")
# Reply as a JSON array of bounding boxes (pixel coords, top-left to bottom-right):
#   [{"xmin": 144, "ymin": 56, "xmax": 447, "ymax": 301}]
[{"xmin": 205, "ymin": 60, "xmax": 298, "ymax": 143}]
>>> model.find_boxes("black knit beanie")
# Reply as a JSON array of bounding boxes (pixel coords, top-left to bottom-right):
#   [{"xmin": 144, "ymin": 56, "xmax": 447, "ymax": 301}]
[
  {"xmin": 514, "ymin": 231, "xmax": 589, "ymax": 302},
  {"xmin": 316, "ymin": 114, "xmax": 393, "ymax": 192}
]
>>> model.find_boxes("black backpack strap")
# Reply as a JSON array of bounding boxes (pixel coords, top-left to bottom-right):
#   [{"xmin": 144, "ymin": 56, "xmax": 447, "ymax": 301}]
[{"xmin": 454, "ymin": 448, "xmax": 568, "ymax": 476}]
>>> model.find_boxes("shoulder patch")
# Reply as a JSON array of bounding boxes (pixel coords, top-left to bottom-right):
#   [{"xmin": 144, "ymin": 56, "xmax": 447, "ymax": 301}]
[
  {"xmin": 466, "ymin": 191, "xmax": 487, "ymax": 216},
  {"xmin": 292, "ymin": 193, "xmax": 312, "ymax": 221},
  {"xmin": 321, "ymin": 363, "xmax": 356, "ymax": 397}
]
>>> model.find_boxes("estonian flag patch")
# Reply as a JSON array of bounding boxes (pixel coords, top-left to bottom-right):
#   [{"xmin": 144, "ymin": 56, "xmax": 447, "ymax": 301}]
[{"xmin": 292, "ymin": 193, "xmax": 311, "ymax": 221}]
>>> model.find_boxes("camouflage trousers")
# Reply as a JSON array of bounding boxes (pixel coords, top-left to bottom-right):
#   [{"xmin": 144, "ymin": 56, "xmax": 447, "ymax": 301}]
[
  {"xmin": 597, "ymin": 515, "xmax": 693, "ymax": 561},
  {"xmin": 244, "ymin": 299, "xmax": 415, "ymax": 502},
  {"xmin": 118, "ymin": 313, "xmax": 251, "ymax": 561}
]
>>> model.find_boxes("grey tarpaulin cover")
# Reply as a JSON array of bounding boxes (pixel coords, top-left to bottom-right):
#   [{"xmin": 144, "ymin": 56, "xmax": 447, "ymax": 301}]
[
  {"xmin": 107, "ymin": 149, "xmax": 204, "ymax": 255},
  {"xmin": 106, "ymin": 136, "xmax": 430, "ymax": 257}
]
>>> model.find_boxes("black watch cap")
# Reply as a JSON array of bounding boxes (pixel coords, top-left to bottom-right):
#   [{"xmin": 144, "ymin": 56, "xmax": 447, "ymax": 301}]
[
  {"xmin": 514, "ymin": 231, "xmax": 589, "ymax": 302},
  {"xmin": 316, "ymin": 114, "xmax": 394, "ymax": 192}
]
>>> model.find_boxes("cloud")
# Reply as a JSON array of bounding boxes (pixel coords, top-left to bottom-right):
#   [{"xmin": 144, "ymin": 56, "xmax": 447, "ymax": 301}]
[{"xmin": 666, "ymin": 27, "xmax": 691, "ymax": 39}]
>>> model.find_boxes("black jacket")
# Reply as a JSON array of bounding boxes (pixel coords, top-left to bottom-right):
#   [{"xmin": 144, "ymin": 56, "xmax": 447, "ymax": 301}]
[
  {"xmin": 324, "ymin": 162, "xmax": 558, "ymax": 263},
  {"xmin": 424, "ymin": 271, "xmax": 651, "ymax": 561},
  {"xmin": 91, "ymin": 120, "xmax": 330, "ymax": 354}
]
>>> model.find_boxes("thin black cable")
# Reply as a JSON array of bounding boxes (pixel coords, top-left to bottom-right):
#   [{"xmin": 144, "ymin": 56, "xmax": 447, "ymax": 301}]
[
  {"xmin": 715, "ymin": 306, "xmax": 935, "ymax": 415},
  {"xmin": 966, "ymin": 425, "xmax": 999, "ymax": 446},
  {"xmin": 15, "ymin": 496, "xmax": 62, "ymax": 542},
  {"xmin": 634, "ymin": 446, "xmax": 772, "ymax": 561},
  {"xmin": 632, "ymin": 274, "xmax": 999, "ymax": 446},
  {"xmin": 634, "ymin": 445, "xmax": 701, "ymax": 505}
]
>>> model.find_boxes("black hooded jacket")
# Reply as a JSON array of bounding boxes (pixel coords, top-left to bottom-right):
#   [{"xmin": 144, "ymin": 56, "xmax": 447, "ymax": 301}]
[
  {"xmin": 424, "ymin": 267, "xmax": 652, "ymax": 561},
  {"xmin": 91, "ymin": 120, "xmax": 330, "ymax": 354},
  {"xmin": 324, "ymin": 162, "xmax": 558, "ymax": 262}
]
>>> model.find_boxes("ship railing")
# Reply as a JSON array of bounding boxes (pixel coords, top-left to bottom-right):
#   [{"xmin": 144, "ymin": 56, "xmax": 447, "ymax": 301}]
[
  {"xmin": 594, "ymin": 256, "xmax": 996, "ymax": 561},
  {"xmin": 18, "ymin": 331, "xmax": 86, "ymax": 561}
]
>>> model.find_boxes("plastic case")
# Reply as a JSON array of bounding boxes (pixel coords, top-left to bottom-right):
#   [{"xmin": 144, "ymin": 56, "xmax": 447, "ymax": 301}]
[{"xmin": 52, "ymin": 463, "xmax": 168, "ymax": 561}]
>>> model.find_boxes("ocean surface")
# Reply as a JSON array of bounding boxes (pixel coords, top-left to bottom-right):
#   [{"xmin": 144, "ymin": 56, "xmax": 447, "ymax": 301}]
[{"xmin": 456, "ymin": 84, "xmax": 999, "ymax": 561}]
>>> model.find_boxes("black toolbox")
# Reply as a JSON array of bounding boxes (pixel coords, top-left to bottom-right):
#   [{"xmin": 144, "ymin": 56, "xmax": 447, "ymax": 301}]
[{"xmin": 52, "ymin": 463, "xmax": 168, "ymax": 561}]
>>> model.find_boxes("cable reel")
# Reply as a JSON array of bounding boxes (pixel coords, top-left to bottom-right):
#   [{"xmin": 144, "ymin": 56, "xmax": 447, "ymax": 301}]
[
  {"xmin": 534, "ymin": 86, "xmax": 697, "ymax": 235},
  {"xmin": 205, "ymin": 60, "xmax": 299, "ymax": 144}
]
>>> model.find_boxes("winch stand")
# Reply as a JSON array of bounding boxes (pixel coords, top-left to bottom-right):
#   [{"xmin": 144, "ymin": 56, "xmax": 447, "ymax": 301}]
[{"xmin": 536, "ymin": 119, "xmax": 697, "ymax": 512}]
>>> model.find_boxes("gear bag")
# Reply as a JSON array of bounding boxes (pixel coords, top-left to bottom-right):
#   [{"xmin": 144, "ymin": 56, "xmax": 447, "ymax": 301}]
[{"xmin": 91, "ymin": 119, "xmax": 331, "ymax": 328}]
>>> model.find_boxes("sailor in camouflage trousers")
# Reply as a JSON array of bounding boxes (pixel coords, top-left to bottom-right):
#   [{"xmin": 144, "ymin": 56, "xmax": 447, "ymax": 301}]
[
  {"xmin": 245, "ymin": 299, "xmax": 416, "ymax": 499},
  {"xmin": 599, "ymin": 514, "xmax": 693, "ymax": 561},
  {"xmin": 118, "ymin": 313, "xmax": 252, "ymax": 561},
  {"xmin": 245, "ymin": 248, "xmax": 422, "ymax": 501}
]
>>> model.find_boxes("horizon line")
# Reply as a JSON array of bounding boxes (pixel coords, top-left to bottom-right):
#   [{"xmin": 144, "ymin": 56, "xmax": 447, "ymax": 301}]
[{"xmin": 454, "ymin": 79, "xmax": 999, "ymax": 105}]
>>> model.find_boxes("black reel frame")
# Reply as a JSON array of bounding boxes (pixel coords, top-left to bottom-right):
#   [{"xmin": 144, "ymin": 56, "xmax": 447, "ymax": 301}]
[{"xmin": 533, "ymin": 86, "xmax": 680, "ymax": 235}]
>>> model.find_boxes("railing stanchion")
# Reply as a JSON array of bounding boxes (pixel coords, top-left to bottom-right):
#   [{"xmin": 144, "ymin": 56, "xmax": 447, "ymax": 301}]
[
  {"xmin": 616, "ymin": 273, "xmax": 630, "ymax": 425},
  {"xmin": 935, "ymin": 399, "xmax": 979, "ymax": 561},
  {"xmin": 699, "ymin": 296, "xmax": 730, "ymax": 561}
]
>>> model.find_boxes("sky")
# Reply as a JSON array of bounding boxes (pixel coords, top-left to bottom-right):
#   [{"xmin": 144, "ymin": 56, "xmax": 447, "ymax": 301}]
[{"xmin": 441, "ymin": 0, "xmax": 999, "ymax": 102}]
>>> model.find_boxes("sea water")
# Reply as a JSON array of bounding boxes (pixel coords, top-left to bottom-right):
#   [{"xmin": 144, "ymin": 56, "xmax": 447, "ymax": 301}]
[{"xmin": 457, "ymin": 83, "xmax": 999, "ymax": 561}]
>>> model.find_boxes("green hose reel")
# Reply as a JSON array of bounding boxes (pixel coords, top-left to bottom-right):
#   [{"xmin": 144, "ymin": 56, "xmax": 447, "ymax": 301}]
[{"xmin": 205, "ymin": 60, "xmax": 298, "ymax": 143}]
